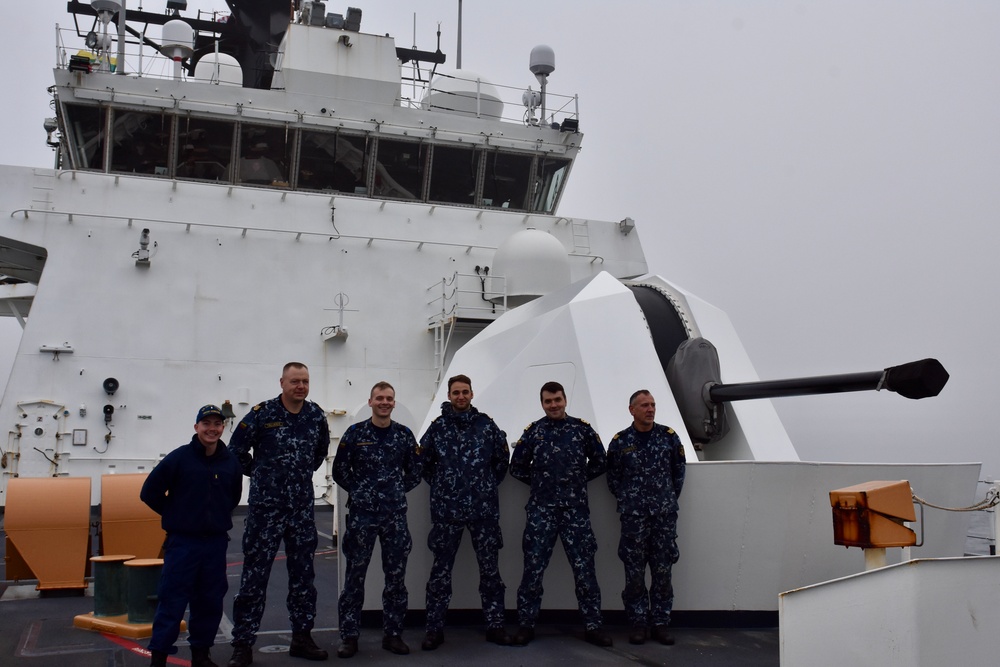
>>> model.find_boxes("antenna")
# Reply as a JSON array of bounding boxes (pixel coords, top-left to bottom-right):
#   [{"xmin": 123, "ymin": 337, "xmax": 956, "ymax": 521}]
[
  {"xmin": 457, "ymin": 0, "xmax": 463, "ymax": 70},
  {"xmin": 90, "ymin": 0, "xmax": 122, "ymax": 72},
  {"xmin": 529, "ymin": 45, "xmax": 555, "ymax": 124}
]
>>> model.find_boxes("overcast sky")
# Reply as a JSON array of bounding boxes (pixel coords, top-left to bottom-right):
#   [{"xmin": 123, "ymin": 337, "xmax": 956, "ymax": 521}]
[{"xmin": 2, "ymin": 1, "xmax": 998, "ymax": 481}]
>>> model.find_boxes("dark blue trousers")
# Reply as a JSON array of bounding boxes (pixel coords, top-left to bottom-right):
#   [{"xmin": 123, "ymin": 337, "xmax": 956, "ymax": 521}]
[{"xmin": 149, "ymin": 533, "xmax": 229, "ymax": 654}]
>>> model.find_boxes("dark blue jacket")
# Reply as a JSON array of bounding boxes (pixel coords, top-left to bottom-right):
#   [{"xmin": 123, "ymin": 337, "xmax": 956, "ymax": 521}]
[
  {"xmin": 229, "ymin": 396, "xmax": 330, "ymax": 509},
  {"xmin": 420, "ymin": 402, "xmax": 509, "ymax": 522},
  {"xmin": 607, "ymin": 423, "xmax": 686, "ymax": 516},
  {"xmin": 140, "ymin": 435, "xmax": 243, "ymax": 535},
  {"xmin": 510, "ymin": 415, "xmax": 606, "ymax": 508},
  {"xmin": 333, "ymin": 418, "xmax": 422, "ymax": 515}
]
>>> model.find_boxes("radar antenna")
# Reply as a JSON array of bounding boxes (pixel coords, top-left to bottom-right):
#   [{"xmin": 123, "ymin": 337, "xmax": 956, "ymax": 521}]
[
  {"xmin": 528, "ymin": 45, "xmax": 555, "ymax": 125},
  {"xmin": 90, "ymin": 0, "xmax": 122, "ymax": 72}
]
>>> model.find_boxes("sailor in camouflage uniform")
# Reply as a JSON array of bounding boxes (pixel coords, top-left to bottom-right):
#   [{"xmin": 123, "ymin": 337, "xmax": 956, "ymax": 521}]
[
  {"xmin": 606, "ymin": 390, "xmax": 686, "ymax": 647},
  {"xmin": 509, "ymin": 381, "xmax": 613, "ymax": 648},
  {"xmin": 333, "ymin": 381, "xmax": 422, "ymax": 658},
  {"xmin": 419, "ymin": 374, "xmax": 511, "ymax": 651},
  {"xmin": 227, "ymin": 363, "xmax": 331, "ymax": 667}
]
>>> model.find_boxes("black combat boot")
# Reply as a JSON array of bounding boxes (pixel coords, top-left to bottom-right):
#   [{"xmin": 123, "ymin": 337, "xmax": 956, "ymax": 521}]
[
  {"xmin": 227, "ymin": 644, "xmax": 253, "ymax": 667},
  {"xmin": 290, "ymin": 631, "xmax": 329, "ymax": 660},
  {"xmin": 584, "ymin": 627, "xmax": 613, "ymax": 647},
  {"xmin": 191, "ymin": 646, "xmax": 219, "ymax": 667},
  {"xmin": 485, "ymin": 626, "xmax": 512, "ymax": 645},
  {"xmin": 421, "ymin": 630, "xmax": 444, "ymax": 651},
  {"xmin": 336, "ymin": 637, "xmax": 358, "ymax": 659},
  {"xmin": 652, "ymin": 624, "xmax": 675, "ymax": 645},
  {"xmin": 511, "ymin": 626, "xmax": 534, "ymax": 646},
  {"xmin": 149, "ymin": 650, "xmax": 168, "ymax": 667},
  {"xmin": 381, "ymin": 634, "xmax": 409, "ymax": 655}
]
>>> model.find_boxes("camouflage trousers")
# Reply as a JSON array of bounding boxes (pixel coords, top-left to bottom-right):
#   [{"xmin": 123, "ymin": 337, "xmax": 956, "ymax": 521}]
[
  {"xmin": 338, "ymin": 510, "xmax": 411, "ymax": 639},
  {"xmin": 425, "ymin": 517, "xmax": 506, "ymax": 632},
  {"xmin": 517, "ymin": 505, "xmax": 602, "ymax": 630},
  {"xmin": 618, "ymin": 511, "xmax": 679, "ymax": 627},
  {"xmin": 231, "ymin": 504, "xmax": 319, "ymax": 646}
]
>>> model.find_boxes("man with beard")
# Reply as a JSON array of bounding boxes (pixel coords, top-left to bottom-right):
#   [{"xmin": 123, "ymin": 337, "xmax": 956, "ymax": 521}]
[
  {"xmin": 509, "ymin": 381, "xmax": 612, "ymax": 648},
  {"xmin": 419, "ymin": 374, "xmax": 511, "ymax": 650}
]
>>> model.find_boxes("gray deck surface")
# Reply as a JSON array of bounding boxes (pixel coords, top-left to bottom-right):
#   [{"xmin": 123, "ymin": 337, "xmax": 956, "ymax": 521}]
[{"xmin": 1, "ymin": 510, "xmax": 778, "ymax": 667}]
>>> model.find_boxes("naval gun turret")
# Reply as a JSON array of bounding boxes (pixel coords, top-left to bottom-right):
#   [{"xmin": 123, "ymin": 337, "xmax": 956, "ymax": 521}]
[{"xmin": 666, "ymin": 337, "xmax": 949, "ymax": 445}]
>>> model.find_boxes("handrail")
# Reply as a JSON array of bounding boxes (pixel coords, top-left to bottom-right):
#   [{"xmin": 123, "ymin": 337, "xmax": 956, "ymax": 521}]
[{"xmin": 11, "ymin": 194, "xmax": 607, "ymax": 264}]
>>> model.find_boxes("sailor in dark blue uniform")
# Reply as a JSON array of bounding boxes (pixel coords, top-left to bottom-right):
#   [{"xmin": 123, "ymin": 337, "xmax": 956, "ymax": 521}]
[
  {"xmin": 607, "ymin": 390, "xmax": 686, "ymax": 646},
  {"xmin": 227, "ymin": 363, "xmax": 331, "ymax": 667},
  {"xmin": 333, "ymin": 381, "xmax": 422, "ymax": 658},
  {"xmin": 141, "ymin": 404, "xmax": 243, "ymax": 667},
  {"xmin": 419, "ymin": 374, "xmax": 511, "ymax": 650},
  {"xmin": 509, "ymin": 381, "xmax": 613, "ymax": 648}
]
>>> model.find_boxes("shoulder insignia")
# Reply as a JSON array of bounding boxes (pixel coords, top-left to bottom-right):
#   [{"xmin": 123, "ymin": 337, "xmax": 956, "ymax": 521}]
[
  {"xmin": 611, "ymin": 433, "xmax": 620, "ymax": 440},
  {"xmin": 667, "ymin": 427, "xmax": 675, "ymax": 434},
  {"xmin": 523, "ymin": 422, "xmax": 533, "ymax": 431},
  {"xmin": 580, "ymin": 418, "xmax": 590, "ymax": 425},
  {"xmin": 252, "ymin": 403, "xmax": 263, "ymax": 411}
]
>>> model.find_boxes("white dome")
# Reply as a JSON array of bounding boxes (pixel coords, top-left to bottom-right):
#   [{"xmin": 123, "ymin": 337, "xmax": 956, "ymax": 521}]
[
  {"xmin": 421, "ymin": 69, "xmax": 504, "ymax": 119},
  {"xmin": 194, "ymin": 53, "xmax": 243, "ymax": 86},
  {"xmin": 162, "ymin": 19, "xmax": 194, "ymax": 58},
  {"xmin": 490, "ymin": 228, "xmax": 570, "ymax": 307}
]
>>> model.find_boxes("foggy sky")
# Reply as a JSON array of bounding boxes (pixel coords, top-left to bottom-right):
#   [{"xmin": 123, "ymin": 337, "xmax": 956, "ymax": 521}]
[{"xmin": 2, "ymin": 1, "xmax": 998, "ymax": 483}]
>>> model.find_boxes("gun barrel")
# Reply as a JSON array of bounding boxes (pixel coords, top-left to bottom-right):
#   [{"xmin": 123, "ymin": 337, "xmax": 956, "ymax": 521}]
[{"xmin": 706, "ymin": 358, "xmax": 949, "ymax": 404}]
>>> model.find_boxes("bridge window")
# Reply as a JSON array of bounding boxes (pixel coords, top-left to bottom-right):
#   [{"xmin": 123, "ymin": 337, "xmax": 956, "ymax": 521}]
[
  {"xmin": 109, "ymin": 110, "xmax": 172, "ymax": 176},
  {"xmin": 482, "ymin": 151, "xmax": 533, "ymax": 210},
  {"xmin": 532, "ymin": 156, "xmax": 571, "ymax": 214},
  {"xmin": 428, "ymin": 145, "xmax": 478, "ymax": 205},
  {"xmin": 372, "ymin": 138, "xmax": 425, "ymax": 200},
  {"xmin": 297, "ymin": 130, "xmax": 369, "ymax": 193},
  {"xmin": 175, "ymin": 117, "xmax": 234, "ymax": 182},
  {"xmin": 63, "ymin": 104, "xmax": 106, "ymax": 171},
  {"xmin": 238, "ymin": 124, "xmax": 293, "ymax": 187}
]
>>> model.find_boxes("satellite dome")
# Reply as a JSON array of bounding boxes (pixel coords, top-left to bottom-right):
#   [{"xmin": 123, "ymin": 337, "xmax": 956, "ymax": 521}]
[
  {"xmin": 162, "ymin": 19, "xmax": 194, "ymax": 59},
  {"xmin": 529, "ymin": 45, "xmax": 555, "ymax": 76},
  {"xmin": 490, "ymin": 228, "xmax": 570, "ymax": 307},
  {"xmin": 421, "ymin": 69, "xmax": 504, "ymax": 119},
  {"xmin": 194, "ymin": 52, "xmax": 243, "ymax": 86}
]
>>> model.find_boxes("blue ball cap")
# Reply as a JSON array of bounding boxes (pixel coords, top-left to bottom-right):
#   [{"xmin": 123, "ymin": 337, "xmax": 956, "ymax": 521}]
[{"xmin": 196, "ymin": 404, "xmax": 225, "ymax": 422}]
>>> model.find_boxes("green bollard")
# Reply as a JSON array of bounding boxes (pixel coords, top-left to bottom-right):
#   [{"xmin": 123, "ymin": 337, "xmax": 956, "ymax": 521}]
[
  {"xmin": 125, "ymin": 558, "xmax": 163, "ymax": 623},
  {"xmin": 90, "ymin": 555, "xmax": 134, "ymax": 617}
]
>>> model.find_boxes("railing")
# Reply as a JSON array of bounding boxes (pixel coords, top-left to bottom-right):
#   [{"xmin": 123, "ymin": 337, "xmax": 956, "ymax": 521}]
[
  {"xmin": 400, "ymin": 70, "xmax": 580, "ymax": 128},
  {"xmin": 426, "ymin": 271, "xmax": 507, "ymax": 382},
  {"xmin": 53, "ymin": 22, "xmax": 581, "ymax": 130}
]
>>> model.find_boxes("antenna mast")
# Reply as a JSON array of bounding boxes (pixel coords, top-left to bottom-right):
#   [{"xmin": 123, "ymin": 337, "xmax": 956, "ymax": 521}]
[{"xmin": 456, "ymin": 0, "xmax": 462, "ymax": 69}]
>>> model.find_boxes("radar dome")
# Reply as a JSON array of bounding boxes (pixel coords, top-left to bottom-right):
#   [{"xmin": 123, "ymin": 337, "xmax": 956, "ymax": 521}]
[
  {"xmin": 194, "ymin": 53, "xmax": 243, "ymax": 86},
  {"xmin": 421, "ymin": 70, "xmax": 504, "ymax": 119},
  {"xmin": 490, "ymin": 228, "xmax": 570, "ymax": 307},
  {"xmin": 529, "ymin": 45, "xmax": 555, "ymax": 76},
  {"xmin": 162, "ymin": 19, "xmax": 194, "ymax": 59}
]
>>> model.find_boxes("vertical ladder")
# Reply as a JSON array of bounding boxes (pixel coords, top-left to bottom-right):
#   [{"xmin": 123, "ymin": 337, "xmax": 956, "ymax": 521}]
[
  {"xmin": 571, "ymin": 219, "xmax": 590, "ymax": 254},
  {"xmin": 31, "ymin": 169, "xmax": 56, "ymax": 212}
]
